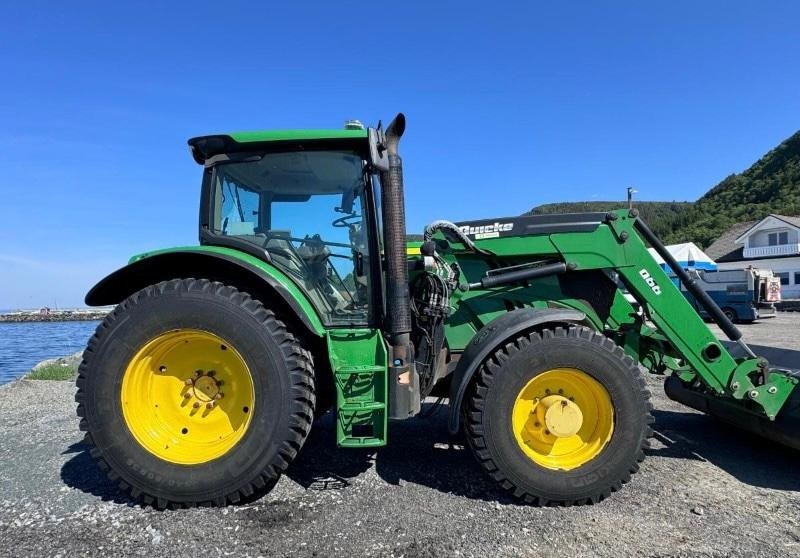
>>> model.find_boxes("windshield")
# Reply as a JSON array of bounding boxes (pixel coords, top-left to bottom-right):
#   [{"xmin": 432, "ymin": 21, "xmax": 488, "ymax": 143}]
[{"xmin": 210, "ymin": 150, "xmax": 373, "ymax": 325}]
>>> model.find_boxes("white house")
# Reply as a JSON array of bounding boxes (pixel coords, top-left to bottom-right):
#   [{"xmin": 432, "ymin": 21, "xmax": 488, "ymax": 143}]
[{"xmin": 705, "ymin": 214, "xmax": 800, "ymax": 299}]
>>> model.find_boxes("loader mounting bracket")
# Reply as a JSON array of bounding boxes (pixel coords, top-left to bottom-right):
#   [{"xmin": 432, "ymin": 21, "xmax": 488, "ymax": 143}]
[{"xmin": 729, "ymin": 359, "xmax": 798, "ymax": 420}]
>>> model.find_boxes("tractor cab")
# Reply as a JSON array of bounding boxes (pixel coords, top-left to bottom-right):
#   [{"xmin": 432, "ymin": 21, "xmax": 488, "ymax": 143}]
[{"xmin": 188, "ymin": 128, "xmax": 392, "ymax": 330}]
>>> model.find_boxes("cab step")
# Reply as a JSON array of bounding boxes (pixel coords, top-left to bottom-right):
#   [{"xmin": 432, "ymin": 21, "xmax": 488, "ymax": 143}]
[{"xmin": 326, "ymin": 330, "xmax": 388, "ymax": 447}]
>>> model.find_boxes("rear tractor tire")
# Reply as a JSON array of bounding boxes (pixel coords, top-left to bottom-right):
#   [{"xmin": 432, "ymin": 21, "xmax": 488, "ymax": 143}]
[
  {"xmin": 76, "ymin": 278, "xmax": 315, "ymax": 508},
  {"xmin": 465, "ymin": 326, "xmax": 653, "ymax": 505}
]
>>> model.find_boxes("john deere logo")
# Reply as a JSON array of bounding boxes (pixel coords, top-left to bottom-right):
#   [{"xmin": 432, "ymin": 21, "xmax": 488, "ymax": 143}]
[{"xmin": 459, "ymin": 222, "xmax": 514, "ymax": 239}]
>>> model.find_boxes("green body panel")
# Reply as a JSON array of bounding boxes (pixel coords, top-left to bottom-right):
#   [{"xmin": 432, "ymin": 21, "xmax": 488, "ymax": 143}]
[
  {"xmin": 424, "ymin": 240, "xmax": 605, "ymax": 352},
  {"xmin": 129, "ymin": 245, "xmax": 326, "ymax": 336},
  {"xmin": 443, "ymin": 279, "xmax": 602, "ymax": 352},
  {"xmin": 327, "ymin": 329, "xmax": 388, "ymax": 447},
  {"xmin": 229, "ymin": 129, "xmax": 368, "ymax": 143}
]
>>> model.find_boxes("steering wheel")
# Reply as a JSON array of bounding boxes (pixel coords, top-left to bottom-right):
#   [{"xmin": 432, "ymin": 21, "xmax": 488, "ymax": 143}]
[{"xmin": 332, "ymin": 213, "xmax": 361, "ymax": 228}]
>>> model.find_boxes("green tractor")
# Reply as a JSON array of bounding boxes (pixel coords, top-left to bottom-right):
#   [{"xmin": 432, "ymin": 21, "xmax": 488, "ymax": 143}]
[{"xmin": 77, "ymin": 114, "xmax": 800, "ymax": 508}]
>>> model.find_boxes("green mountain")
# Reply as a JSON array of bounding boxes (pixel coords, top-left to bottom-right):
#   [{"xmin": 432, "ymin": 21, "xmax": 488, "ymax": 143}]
[{"xmin": 527, "ymin": 130, "xmax": 800, "ymax": 247}]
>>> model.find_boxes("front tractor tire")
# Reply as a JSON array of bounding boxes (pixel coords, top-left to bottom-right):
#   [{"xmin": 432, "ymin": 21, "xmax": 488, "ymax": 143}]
[
  {"xmin": 465, "ymin": 327, "xmax": 653, "ymax": 505},
  {"xmin": 76, "ymin": 278, "xmax": 315, "ymax": 508}
]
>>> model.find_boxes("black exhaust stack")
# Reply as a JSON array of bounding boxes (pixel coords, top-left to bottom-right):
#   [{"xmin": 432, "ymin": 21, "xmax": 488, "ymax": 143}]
[{"xmin": 379, "ymin": 114, "xmax": 420, "ymax": 419}]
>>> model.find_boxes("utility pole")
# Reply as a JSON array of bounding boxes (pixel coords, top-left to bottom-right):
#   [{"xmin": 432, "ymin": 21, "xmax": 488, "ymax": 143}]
[{"xmin": 627, "ymin": 187, "xmax": 638, "ymax": 210}]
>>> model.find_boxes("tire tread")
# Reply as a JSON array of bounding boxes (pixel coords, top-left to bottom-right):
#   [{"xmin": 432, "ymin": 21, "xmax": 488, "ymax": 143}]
[
  {"xmin": 464, "ymin": 326, "xmax": 653, "ymax": 506},
  {"xmin": 75, "ymin": 278, "xmax": 315, "ymax": 509}
]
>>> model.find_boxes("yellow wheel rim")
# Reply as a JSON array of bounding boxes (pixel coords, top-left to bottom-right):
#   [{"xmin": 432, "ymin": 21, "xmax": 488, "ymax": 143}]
[
  {"xmin": 511, "ymin": 368, "xmax": 614, "ymax": 471},
  {"xmin": 121, "ymin": 329, "xmax": 255, "ymax": 465}
]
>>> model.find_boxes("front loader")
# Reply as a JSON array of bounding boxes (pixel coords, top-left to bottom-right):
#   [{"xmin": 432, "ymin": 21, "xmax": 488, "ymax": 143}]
[{"xmin": 77, "ymin": 114, "xmax": 800, "ymax": 508}]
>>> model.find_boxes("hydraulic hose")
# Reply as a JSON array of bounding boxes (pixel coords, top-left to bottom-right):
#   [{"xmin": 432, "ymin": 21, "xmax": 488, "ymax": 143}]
[{"xmin": 423, "ymin": 220, "xmax": 493, "ymax": 256}]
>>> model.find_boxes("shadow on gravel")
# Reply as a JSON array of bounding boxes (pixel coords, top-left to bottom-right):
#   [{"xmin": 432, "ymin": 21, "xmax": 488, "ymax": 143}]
[
  {"xmin": 60, "ymin": 403, "xmax": 531, "ymax": 507},
  {"xmin": 288, "ymin": 404, "xmax": 513, "ymax": 504},
  {"xmin": 286, "ymin": 412, "xmax": 374, "ymax": 490},
  {"xmin": 647, "ymin": 409, "xmax": 800, "ymax": 491},
  {"xmin": 60, "ymin": 441, "xmax": 137, "ymax": 505}
]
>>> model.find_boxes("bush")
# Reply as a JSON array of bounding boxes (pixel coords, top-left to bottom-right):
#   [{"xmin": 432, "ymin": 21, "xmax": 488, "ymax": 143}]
[{"xmin": 27, "ymin": 363, "xmax": 76, "ymax": 381}]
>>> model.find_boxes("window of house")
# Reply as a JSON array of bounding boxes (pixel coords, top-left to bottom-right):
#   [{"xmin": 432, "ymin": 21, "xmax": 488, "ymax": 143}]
[
  {"xmin": 775, "ymin": 272, "xmax": 790, "ymax": 285},
  {"xmin": 768, "ymin": 231, "xmax": 789, "ymax": 246},
  {"xmin": 795, "ymin": 271, "xmax": 800, "ymax": 285}
]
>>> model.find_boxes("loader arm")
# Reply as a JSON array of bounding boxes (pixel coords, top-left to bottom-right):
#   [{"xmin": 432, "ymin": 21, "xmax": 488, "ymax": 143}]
[{"xmin": 562, "ymin": 210, "xmax": 798, "ymax": 421}]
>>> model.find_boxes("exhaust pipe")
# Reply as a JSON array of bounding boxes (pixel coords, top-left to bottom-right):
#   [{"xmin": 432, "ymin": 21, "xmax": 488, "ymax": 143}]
[
  {"xmin": 380, "ymin": 113, "xmax": 420, "ymax": 419},
  {"xmin": 381, "ymin": 114, "xmax": 411, "ymax": 344}
]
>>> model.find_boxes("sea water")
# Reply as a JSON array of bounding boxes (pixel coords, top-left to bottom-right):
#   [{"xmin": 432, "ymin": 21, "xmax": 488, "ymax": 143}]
[{"xmin": 0, "ymin": 321, "xmax": 99, "ymax": 384}]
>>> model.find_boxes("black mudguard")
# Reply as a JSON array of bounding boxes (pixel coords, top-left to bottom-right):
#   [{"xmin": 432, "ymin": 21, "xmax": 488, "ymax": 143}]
[
  {"xmin": 85, "ymin": 249, "xmax": 323, "ymax": 336},
  {"xmin": 446, "ymin": 307, "xmax": 586, "ymax": 434}
]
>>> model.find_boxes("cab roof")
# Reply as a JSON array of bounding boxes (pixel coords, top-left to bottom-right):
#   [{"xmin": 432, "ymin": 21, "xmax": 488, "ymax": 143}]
[{"xmin": 188, "ymin": 128, "xmax": 368, "ymax": 165}]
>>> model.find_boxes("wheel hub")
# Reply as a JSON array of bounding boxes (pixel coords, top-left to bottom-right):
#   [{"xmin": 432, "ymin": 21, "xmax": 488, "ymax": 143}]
[
  {"xmin": 121, "ymin": 329, "xmax": 255, "ymax": 465},
  {"xmin": 511, "ymin": 368, "xmax": 614, "ymax": 470},
  {"xmin": 190, "ymin": 372, "xmax": 223, "ymax": 403},
  {"xmin": 540, "ymin": 395, "xmax": 583, "ymax": 438}
]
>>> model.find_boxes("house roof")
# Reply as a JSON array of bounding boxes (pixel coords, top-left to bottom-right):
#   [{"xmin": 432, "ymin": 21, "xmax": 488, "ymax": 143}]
[
  {"xmin": 778, "ymin": 214, "xmax": 800, "ymax": 228},
  {"xmin": 706, "ymin": 214, "xmax": 800, "ymax": 263},
  {"xmin": 705, "ymin": 221, "xmax": 755, "ymax": 262},
  {"xmin": 733, "ymin": 214, "xmax": 800, "ymax": 243}
]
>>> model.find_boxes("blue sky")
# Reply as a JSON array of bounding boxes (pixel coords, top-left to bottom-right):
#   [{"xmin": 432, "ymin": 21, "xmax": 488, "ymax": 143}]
[{"xmin": 1, "ymin": 1, "xmax": 799, "ymax": 308}]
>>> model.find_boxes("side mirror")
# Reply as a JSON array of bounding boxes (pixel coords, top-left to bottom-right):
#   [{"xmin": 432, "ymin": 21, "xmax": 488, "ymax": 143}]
[{"xmin": 368, "ymin": 124, "xmax": 389, "ymax": 172}]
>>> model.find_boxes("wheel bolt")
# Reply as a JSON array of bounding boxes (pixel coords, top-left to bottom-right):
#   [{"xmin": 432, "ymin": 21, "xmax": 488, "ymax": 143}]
[
  {"xmin": 184, "ymin": 379, "xmax": 194, "ymax": 386},
  {"xmin": 561, "ymin": 400, "xmax": 568, "ymax": 407},
  {"xmin": 183, "ymin": 392, "xmax": 192, "ymax": 399},
  {"xmin": 207, "ymin": 370, "xmax": 216, "ymax": 377},
  {"xmin": 217, "ymin": 380, "xmax": 224, "ymax": 386},
  {"xmin": 194, "ymin": 370, "xmax": 202, "ymax": 378},
  {"xmin": 214, "ymin": 393, "xmax": 224, "ymax": 400},
  {"xmin": 192, "ymin": 402, "xmax": 201, "ymax": 409},
  {"xmin": 206, "ymin": 401, "xmax": 216, "ymax": 410}
]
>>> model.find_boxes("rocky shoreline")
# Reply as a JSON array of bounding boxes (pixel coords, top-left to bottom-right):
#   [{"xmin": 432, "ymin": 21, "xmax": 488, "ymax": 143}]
[{"xmin": 0, "ymin": 309, "xmax": 109, "ymax": 323}]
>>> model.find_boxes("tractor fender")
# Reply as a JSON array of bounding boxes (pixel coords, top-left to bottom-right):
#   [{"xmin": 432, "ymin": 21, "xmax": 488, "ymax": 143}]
[
  {"xmin": 446, "ymin": 307, "xmax": 586, "ymax": 434},
  {"xmin": 85, "ymin": 248, "xmax": 325, "ymax": 336}
]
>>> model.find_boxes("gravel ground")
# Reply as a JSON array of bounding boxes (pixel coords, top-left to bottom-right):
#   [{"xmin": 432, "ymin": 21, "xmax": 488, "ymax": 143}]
[{"xmin": 1, "ymin": 314, "xmax": 799, "ymax": 557}]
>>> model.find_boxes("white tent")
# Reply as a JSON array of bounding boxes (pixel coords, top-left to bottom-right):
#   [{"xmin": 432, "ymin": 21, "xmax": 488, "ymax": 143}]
[{"xmin": 647, "ymin": 242, "xmax": 717, "ymax": 271}]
